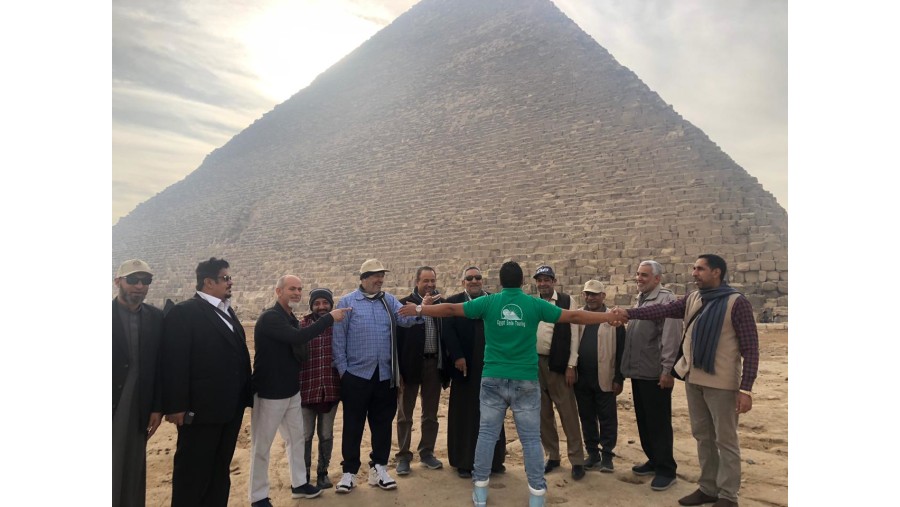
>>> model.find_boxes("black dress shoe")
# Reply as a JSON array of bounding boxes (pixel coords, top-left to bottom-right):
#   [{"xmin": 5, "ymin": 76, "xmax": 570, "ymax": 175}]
[
  {"xmin": 544, "ymin": 459, "xmax": 560, "ymax": 473},
  {"xmin": 457, "ymin": 468, "xmax": 472, "ymax": 478},
  {"xmin": 491, "ymin": 464, "xmax": 506, "ymax": 475},
  {"xmin": 572, "ymin": 465, "xmax": 585, "ymax": 480}
]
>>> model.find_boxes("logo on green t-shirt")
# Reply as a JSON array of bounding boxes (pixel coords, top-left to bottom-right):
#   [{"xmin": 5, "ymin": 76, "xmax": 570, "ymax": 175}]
[{"xmin": 498, "ymin": 304, "xmax": 525, "ymax": 327}]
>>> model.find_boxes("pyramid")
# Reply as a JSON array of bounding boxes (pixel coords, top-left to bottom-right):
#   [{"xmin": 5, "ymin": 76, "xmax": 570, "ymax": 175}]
[{"xmin": 112, "ymin": 0, "xmax": 788, "ymax": 321}]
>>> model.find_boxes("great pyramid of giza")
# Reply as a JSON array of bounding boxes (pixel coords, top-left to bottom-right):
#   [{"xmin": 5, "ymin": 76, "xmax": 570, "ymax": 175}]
[{"xmin": 112, "ymin": 0, "xmax": 787, "ymax": 320}]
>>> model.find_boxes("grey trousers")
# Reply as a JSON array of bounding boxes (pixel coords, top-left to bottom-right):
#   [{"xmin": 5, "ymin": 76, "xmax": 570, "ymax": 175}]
[
  {"xmin": 302, "ymin": 404, "xmax": 337, "ymax": 478},
  {"xmin": 537, "ymin": 355, "xmax": 585, "ymax": 465},
  {"xmin": 685, "ymin": 383, "xmax": 742, "ymax": 502},
  {"xmin": 396, "ymin": 356, "xmax": 442, "ymax": 461}
]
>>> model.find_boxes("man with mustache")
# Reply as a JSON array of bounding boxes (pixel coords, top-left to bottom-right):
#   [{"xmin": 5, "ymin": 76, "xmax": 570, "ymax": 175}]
[
  {"xmin": 112, "ymin": 259, "xmax": 164, "ymax": 507},
  {"xmin": 613, "ymin": 254, "xmax": 759, "ymax": 507}
]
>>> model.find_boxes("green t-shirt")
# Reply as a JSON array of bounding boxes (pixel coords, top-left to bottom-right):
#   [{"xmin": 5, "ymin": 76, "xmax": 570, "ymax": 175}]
[{"xmin": 462, "ymin": 287, "xmax": 563, "ymax": 380}]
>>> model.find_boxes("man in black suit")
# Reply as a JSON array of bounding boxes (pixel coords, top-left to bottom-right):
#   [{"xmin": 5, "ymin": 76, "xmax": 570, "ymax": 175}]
[
  {"xmin": 113, "ymin": 259, "xmax": 164, "ymax": 507},
  {"xmin": 162, "ymin": 257, "xmax": 252, "ymax": 507},
  {"xmin": 248, "ymin": 275, "xmax": 350, "ymax": 507}
]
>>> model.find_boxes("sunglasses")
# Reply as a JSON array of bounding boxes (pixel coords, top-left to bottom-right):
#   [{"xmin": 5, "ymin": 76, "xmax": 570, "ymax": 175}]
[
  {"xmin": 125, "ymin": 274, "xmax": 153, "ymax": 285},
  {"xmin": 464, "ymin": 275, "xmax": 483, "ymax": 281},
  {"xmin": 216, "ymin": 275, "xmax": 233, "ymax": 283}
]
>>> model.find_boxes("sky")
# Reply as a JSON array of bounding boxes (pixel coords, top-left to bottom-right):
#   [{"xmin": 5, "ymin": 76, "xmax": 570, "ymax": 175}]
[{"xmin": 111, "ymin": 0, "xmax": 788, "ymax": 225}]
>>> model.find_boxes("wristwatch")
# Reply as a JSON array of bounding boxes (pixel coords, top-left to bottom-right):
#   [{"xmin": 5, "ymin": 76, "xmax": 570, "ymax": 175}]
[{"xmin": 416, "ymin": 304, "xmax": 423, "ymax": 317}]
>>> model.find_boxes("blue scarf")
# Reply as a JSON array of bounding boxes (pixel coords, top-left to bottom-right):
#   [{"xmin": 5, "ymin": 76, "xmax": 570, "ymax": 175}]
[{"xmin": 691, "ymin": 284, "xmax": 739, "ymax": 374}]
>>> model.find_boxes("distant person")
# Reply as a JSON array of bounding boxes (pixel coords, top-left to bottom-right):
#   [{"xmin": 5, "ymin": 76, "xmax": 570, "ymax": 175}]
[
  {"xmin": 613, "ymin": 254, "xmax": 759, "ymax": 507},
  {"xmin": 331, "ymin": 259, "xmax": 425, "ymax": 494},
  {"xmin": 620, "ymin": 260, "xmax": 682, "ymax": 491},
  {"xmin": 399, "ymin": 261, "xmax": 624, "ymax": 507},
  {"xmin": 113, "ymin": 259, "xmax": 164, "ymax": 507},
  {"xmin": 248, "ymin": 276, "xmax": 350, "ymax": 506},
  {"xmin": 162, "ymin": 257, "xmax": 252, "ymax": 507},
  {"xmin": 571, "ymin": 281, "xmax": 625, "ymax": 474},
  {"xmin": 442, "ymin": 266, "xmax": 506, "ymax": 478},
  {"xmin": 395, "ymin": 266, "xmax": 449, "ymax": 475},
  {"xmin": 532, "ymin": 265, "xmax": 586, "ymax": 480},
  {"xmin": 299, "ymin": 288, "xmax": 341, "ymax": 489}
]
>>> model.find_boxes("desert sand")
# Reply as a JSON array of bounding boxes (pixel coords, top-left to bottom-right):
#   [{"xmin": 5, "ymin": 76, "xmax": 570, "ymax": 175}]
[{"xmin": 144, "ymin": 328, "xmax": 787, "ymax": 507}]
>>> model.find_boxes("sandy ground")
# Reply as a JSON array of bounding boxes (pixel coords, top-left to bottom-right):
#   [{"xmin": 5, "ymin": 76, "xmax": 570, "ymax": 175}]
[{"xmin": 145, "ymin": 329, "xmax": 787, "ymax": 507}]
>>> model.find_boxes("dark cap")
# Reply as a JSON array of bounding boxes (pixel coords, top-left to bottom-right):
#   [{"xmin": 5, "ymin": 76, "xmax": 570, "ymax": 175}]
[{"xmin": 533, "ymin": 265, "xmax": 556, "ymax": 279}]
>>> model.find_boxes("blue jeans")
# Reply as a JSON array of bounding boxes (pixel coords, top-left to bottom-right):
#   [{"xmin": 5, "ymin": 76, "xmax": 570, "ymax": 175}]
[{"xmin": 474, "ymin": 377, "xmax": 545, "ymax": 491}]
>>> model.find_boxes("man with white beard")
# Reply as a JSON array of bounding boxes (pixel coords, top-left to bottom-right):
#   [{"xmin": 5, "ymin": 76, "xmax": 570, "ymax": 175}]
[{"xmin": 248, "ymin": 275, "xmax": 351, "ymax": 506}]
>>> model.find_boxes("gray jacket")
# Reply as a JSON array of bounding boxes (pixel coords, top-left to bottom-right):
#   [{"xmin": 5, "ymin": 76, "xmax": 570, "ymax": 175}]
[{"xmin": 620, "ymin": 286, "xmax": 683, "ymax": 380}]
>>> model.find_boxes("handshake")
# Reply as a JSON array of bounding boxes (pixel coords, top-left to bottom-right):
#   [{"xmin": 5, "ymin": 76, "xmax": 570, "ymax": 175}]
[{"xmin": 607, "ymin": 307, "xmax": 629, "ymax": 326}]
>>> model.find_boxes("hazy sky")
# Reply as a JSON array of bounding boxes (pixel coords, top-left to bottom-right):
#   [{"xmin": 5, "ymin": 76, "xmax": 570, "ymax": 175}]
[{"xmin": 112, "ymin": 0, "xmax": 787, "ymax": 224}]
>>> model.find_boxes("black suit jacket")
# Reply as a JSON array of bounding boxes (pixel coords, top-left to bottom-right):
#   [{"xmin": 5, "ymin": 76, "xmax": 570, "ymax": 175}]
[
  {"xmin": 112, "ymin": 298, "xmax": 164, "ymax": 431},
  {"xmin": 251, "ymin": 302, "xmax": 334, "ymax": 399},
  {"xmin": 397, "ymin": 292, "xmax": 448, "ymax": 385},
  {"xmin": 441, "ymin": 291, "xmax": 489, "ymax": 382},
  {"xmin": 161, "ymin": 294, "xmax": 252, "ymax": 424}
]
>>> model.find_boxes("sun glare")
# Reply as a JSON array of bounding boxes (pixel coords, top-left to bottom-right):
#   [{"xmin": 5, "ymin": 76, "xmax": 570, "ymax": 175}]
[{"xmin": 241, "ymin": 0, "xmax": 383, "ymax": 101}]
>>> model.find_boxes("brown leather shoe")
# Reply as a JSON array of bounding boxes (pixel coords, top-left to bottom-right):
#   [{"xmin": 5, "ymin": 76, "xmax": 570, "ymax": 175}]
[
  {"xmin": 678, "ymin": 489, "xmax": 718, "ymax": 506},
  {"xmin": 711, "ymin": 500, "xmax": 738, "ymax": 507}
]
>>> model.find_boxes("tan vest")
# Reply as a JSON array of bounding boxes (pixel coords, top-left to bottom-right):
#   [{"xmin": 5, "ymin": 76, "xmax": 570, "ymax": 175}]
[
  {"xmin": 575, "ymin": 307, "xmax": 618, "ymax": 391},
  {"xmin": 674, "ymin": 291, "xmax": 742, "ymax": 390}
]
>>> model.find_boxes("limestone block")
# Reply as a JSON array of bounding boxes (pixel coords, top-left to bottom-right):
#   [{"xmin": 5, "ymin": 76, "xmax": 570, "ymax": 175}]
[
  {"xmin": 776, "ymin": 261, "xmax": 788, "ymax": 271},
  {"xmin": 760, "ymin": 260, "xmax": 776, "ymax": 271},
  {"xmin": 744, "ymin": 271, "xmax": 758, "ymax": 283},
  {"xmin": 758, "ymin": 271, "xmax": 767, "ymax": 282},
  {"xmin": 736, "ymin": 262, "xmax": 750, "ymax": 272},
  {"xmin": 777, "ymin": 281, "xmax": 788, "ymax": 294},
  {"xmin": 761, "ymin": 282, "xmax": 778, "ymax": 292},
  {"xmin": 767, "ymin": 271, "xmax": 779, "ymax": 281}
]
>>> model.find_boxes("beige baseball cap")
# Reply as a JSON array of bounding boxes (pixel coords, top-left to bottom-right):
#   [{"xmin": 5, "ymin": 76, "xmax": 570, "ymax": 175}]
[
  {"xmin": 116, "ymin": 259, "xmax": 153, "ymax": 278},
  {"xmin": 582, "ymin": 280, "xmax": 606, "ymax": 294},
  {"xmin": 359, "ymin": 258, "xmax": 390, "ymax": 275}
]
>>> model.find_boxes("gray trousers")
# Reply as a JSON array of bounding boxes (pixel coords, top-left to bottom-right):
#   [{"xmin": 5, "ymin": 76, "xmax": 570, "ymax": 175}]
[
  {"xmin": 685, "ymin": 383, "xmax": 742, "ymax": 502},
  {"xmin": 302, "ymin": 404, "xmax": 337, "ymax": 478},
  {"xmin": 396, "ymin": 357, "xmax": 442, "ymax": 461},
  {"xmin": 538, "ymin": 355, "xmax": 585, "ymax": 465}
]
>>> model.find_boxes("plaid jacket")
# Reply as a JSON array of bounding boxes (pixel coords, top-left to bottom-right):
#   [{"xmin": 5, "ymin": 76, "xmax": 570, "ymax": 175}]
[{"xmin": 299, "ymin": 314, "xmax": 340, "ymax": 405}]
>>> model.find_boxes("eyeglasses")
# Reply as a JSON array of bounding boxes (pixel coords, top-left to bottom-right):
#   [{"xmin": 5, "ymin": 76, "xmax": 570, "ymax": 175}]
[
  {"xmin": 464, "ymin": 275, "xmax": 483, "ymax": 281},
  {"xmin": 215, "ymin": 275, "xmax": 233, "ymax": 283},
  {"xmin": 125, "ymin": 274, "xmax": 153, "ymax": 285}
]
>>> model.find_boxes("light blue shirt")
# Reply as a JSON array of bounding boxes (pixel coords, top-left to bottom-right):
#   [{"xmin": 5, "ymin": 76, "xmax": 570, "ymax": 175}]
[{"xmin": 332, "ymin": 289, "xmax": 422, "ymax": 381}]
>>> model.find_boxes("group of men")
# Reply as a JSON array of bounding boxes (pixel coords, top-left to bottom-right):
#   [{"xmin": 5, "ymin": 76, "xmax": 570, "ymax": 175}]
[{"xmin": 112, "ymin": 254, "xmax": 758, "ymax": 507}]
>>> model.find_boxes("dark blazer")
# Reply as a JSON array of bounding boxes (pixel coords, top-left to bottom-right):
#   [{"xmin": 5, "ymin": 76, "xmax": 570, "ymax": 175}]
[
  {"xmin": 397, "ymin": 291, "xmax": 449, "ymax": 385},
  {"xmin": 161, "ymin": 294, "xmax": 252, "ymax": 424},
  {"xmin": 252, "ymin": 302, "xmax": 334, "ymax": 399},
  {"xmin": 112, "ymin": 298, "xmax": 164, "ymax": 431},
  {"xmin": 441, "ymin": 291, "xmax": 489, "ymax": 382}
]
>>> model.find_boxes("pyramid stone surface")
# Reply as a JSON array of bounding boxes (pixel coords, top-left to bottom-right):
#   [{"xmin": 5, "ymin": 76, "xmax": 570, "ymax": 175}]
[{"xmin": 112, "ymin": 0, "xmax": 788, "ymax": 320}]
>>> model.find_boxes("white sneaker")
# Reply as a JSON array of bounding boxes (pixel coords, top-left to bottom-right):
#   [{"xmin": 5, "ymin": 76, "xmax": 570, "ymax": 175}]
[
  {"xmin": 335, "ymin": 472, "xmax": 357, "ymax": 494},
  {"xmin": 368, "ymin": 463, "xmax": 398, "ymax": 490}
]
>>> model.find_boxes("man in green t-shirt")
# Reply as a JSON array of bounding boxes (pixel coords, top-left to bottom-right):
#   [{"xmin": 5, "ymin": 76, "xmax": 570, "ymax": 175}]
[{"xmin": 399, "ymin": 261, "xmax": 622, "ymax": 507}]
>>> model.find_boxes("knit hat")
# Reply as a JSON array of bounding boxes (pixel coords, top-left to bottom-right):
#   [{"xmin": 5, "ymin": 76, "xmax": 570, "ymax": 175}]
[{"xmin": 308, "ymin": 288, "xmax": 334, "ymax": 310}]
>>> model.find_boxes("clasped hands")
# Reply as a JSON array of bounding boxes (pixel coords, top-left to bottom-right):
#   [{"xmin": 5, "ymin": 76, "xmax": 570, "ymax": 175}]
[{"xmin": 608, "ymin": 307, "xmax": 629, "ymax": 326}]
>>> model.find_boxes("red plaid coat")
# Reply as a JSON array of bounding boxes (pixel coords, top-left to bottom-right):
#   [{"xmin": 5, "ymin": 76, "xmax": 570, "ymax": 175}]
[{"xmin": 299, "ymin": 314, "xmax": 341, "ymax": 405}]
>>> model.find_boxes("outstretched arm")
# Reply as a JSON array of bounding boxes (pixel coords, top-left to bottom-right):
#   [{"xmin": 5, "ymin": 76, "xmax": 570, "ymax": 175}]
[
  {"xmin": 398, "ymin": 302, "xmax": 465, "ymax": 318},
  {"xmin": 558, "ymin": 309, "xmax": 624, "ymax": 326}
]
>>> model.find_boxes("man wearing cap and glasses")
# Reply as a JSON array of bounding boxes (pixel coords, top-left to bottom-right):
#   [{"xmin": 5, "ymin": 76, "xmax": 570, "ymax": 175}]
[
  {"xmin": 162, "ymin": 257, "xmax": 252, "ymax": 507},
  {"xmin": 571, "ymin": 280, "xmax": 625, "ymax": 475},
  {"xmin": 331, "ymin": 259, "xmax": 426, "ymax": 494},
  {"xmin": 113, "ymin": 259, "xmax": 164, "ymax": 507},
  {"xmin": 532, "ymin": 264, "xmax": 586, "ymax": 480}
]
